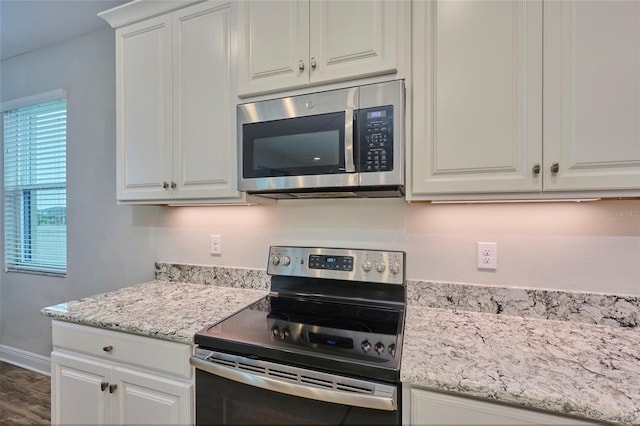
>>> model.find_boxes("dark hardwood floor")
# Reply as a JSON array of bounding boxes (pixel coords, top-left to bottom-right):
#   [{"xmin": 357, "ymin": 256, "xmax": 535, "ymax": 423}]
[{"xmin": 0, "ymin": 361, "xmax": 50, "ymax": 425}]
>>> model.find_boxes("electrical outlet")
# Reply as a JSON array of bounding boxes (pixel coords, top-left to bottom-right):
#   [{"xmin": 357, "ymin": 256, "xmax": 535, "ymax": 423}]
[
  {"xmin": 477, "ymin": 242, "xmax": 497, "ymax": 270},
  {"xmin": 210, "ymin": 235, "xmax": 222, "ymax": 255}
]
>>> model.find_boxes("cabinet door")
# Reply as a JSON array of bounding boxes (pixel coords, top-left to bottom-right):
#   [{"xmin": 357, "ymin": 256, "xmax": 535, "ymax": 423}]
[
  {"xmin": 411, "ymin": 1, "xmax": 543, "ymax": 197},
  {"xmin": 51, "ymin": 351, "xmax": 112, "ymax": 425},
  {"xmin": 309, "ymin": 0, "xmax": 398, "ymax": 85},
  {"xmin": 544, "ymin": 0, "xmax": 640, "ymax": 192},
  {"xmin": 237, "ymin": 0, "xmax": 309, "ymax": 96},
  {"xmin": 111, "ymin": 366, "xmax": 193, "ymax": 425},
  {"xmin": 172, "ymin": 1, "xmax": 241, "ymax": 199},
  {"xmin": 409, "ymin": 388, "xmax": 600, "ymax": 425},
  {"xmin": 116, "ymin": 15, "xmax": 173, "ymax": 201}
]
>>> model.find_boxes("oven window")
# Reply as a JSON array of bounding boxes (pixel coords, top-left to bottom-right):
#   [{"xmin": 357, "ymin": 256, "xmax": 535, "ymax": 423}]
[
  {"xmin": 195, "ymin": 370, "xmax": 400, "ymax": 425},
  {"xmin": 242, "ymin": 112, "xmax": 346, "ymax": 178}
]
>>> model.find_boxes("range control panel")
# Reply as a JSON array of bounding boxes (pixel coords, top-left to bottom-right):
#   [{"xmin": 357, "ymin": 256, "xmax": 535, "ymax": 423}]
[
  {"xmin": 267, "ymin": 246, "xmax": 405, "ymax": 285},
  {"xmin": 308, "ymin": 254, "xmax": 354, "ymax": 271}
]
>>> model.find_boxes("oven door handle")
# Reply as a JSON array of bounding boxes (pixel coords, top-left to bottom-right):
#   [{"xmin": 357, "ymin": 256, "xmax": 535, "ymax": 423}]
[
  {"xmin": 344, "ymin": 108, "xmax": 356, "ymax": 173},
  {"xmin": 190, "ymin": 356, "xmax": 396, "ymax": 411}
]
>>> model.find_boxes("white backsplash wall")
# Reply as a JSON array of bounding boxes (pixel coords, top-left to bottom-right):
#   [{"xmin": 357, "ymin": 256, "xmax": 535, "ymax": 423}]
[{"xmin": 146, "ymin": 198, "xmax": 640, "ymax": 296}]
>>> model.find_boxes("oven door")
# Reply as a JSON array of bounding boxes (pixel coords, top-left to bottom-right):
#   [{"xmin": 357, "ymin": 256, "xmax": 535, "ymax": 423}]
[{"xmin": 191, "ymin": 350, "xmax": 400, "ymax": 425}]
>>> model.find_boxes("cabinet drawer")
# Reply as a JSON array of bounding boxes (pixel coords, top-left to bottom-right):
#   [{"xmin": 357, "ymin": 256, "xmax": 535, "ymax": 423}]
[{"xmin": 52, "ymin": 321, "xmax": 192, "ymax": 379}]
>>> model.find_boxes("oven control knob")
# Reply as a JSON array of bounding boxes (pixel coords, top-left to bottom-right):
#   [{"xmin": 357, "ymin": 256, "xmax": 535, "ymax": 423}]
[
  {"xmin": 279, "ymin": 327, "xmax": 290, "ymax": 340},
  {"xmin": 375, "ymin": 262, "xmax": 386, "ymax": 273},
  {"xmin": 282, "ymin": 256, "xmax": 291, "ymax": 266},
  {"xmin": 271, "ymin": 326, "xmax": 280, "ymax": 337},
  {"xmin": 271, "ymin": 255, "xmax": 280, "ymax": 265},
  {"xmin": 389, "ymin": 262, "xmax": 401, "ymax": 275},
  {"xmin": 374, "ymin": 342, "xmax": 385, "ymax": 355},
  {"xmin": 388, "ymin": 344, "xmax": 396, "ymax": 358},
  {"xmin": 361, "ymin": 340, "xmax": 372, "ymax": 352},
  {"xmin": 361, "ymin": 261, "xmax": 373, "ymax": 272}
]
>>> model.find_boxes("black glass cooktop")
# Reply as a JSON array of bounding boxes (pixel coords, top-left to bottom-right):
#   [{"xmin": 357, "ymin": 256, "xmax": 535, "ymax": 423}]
[{"xmin": 194, "ymin": 294, "xmax": 405, "ymax": 382}]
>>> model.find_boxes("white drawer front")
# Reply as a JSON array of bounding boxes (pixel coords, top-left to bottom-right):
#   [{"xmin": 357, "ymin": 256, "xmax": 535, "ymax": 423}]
[{"xmin": 52, "ymin": 321, "xmax": 193, "ymax": 379}]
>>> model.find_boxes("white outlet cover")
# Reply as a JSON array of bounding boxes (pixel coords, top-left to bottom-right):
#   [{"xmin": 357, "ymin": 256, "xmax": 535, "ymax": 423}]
[
  {"xmin": 477, "ymin": 242, "xmax": 497, "ymax": 270},
  {"xmin": 210, "ymin": 235, "xmax": 222, "ymax": 255}
]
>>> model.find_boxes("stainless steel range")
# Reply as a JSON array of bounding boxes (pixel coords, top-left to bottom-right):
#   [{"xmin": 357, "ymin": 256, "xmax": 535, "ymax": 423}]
[{"xmin": 191, "ymin": 246, "xmax": 406, "ymax": 425}]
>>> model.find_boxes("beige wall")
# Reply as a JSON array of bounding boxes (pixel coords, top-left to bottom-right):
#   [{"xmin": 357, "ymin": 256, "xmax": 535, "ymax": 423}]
[
  {"xmin": 0, "ymin": 27, "xmax": 156, "ymax": 358},
  {"xmin": 146, "ymin": 198, "xmax": 640, "ymax": 295}
]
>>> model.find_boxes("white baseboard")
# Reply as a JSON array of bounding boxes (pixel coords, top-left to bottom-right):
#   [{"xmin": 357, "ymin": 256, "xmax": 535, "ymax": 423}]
[{"xmin": 0, "ymin": 344, "xmax": 51, "ymax": 376}]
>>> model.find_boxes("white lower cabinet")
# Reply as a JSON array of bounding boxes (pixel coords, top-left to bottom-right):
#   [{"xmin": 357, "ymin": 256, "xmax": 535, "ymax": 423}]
[
  {"xmin": 403, "ymin": 387, "xmax": 602, "ymax": 426},
  {"xmin": 51, "ymin": 321, "xmax": 193, "ymax": 425}
]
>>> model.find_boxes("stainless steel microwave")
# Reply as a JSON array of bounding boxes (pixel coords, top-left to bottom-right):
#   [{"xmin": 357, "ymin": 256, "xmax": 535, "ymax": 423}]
[{"xmin": 237, "ymin": 80, "xmax": 405, "ymax": 199}]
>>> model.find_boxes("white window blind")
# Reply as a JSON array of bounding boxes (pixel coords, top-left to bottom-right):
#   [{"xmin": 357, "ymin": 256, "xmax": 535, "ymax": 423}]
[{"xmin": 3, "ymin": 93, "xmax": 67, "ymax": 275}]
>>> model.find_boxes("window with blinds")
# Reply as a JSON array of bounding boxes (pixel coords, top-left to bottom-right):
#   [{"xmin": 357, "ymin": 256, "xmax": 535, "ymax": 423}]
[{"xmin": 3, "ymin": 91, "xmax": 67, "ymax": 275}]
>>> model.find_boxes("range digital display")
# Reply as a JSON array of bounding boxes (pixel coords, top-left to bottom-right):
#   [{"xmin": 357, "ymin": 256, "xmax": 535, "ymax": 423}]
[
  {"xmin": 308, "ymin": 255, "xmax": 354, "ymax": 271},
  {"xmin": 308, "ymin": 332, "xmax": 354, "ymax": 349}
]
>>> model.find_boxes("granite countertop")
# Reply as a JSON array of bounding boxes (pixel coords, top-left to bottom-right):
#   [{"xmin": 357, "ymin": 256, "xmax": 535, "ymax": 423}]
[
  {"xmin": 42, "ymin": 280, "xmax": 639, "ymax": 425},
  {"xmin": 402, "ymin": 305, "xmax": 640, "ymax": 425},
  {"xmin": 41, "ymin": 280, "xmax": 267, "ymax": 344}
]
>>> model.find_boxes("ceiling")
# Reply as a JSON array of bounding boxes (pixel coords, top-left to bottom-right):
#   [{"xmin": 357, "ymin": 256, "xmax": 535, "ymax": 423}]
[{"xmin": 0, "ymin": 0, "xmax": 130, "ymax": 61}]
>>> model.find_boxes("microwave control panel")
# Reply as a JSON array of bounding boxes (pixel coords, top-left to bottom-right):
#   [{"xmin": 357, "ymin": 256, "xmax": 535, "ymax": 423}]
[{"xmin": 358, "ymin": 105, "xmax": 394, "ymax": 172}]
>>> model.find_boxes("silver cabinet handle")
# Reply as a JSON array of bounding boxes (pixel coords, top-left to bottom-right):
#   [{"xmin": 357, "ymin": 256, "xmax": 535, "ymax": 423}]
[
  {"xmin": 344, "ymin": 108, "xmax": 355, "ymax": 173},
  {"xmin": 101, "ymin": 382, "xmax": 108, "ymax": 392},
  {"xmin": 551, "ymin": 163, "xmax": 560, "ymax": 174},
  {"xmin": 190, "ymin": 355, "xmax": 395, "ymax": 411},
  {"xmin": 532, "ymin": 164, "xmax": 541, "ymax": 175},
  {"xmin": 163, "ymin": 181, "xmax": 169, "ymax": 189},
  {"xmin": 170, "ymin": 181, "xmax": 176, "ymax": 189},
  {"xmin": 109, "ymin": 384, "xmax": 118, "ymax": 394},
  {"xmin": 310, "ymin": 57, "xmax": 317, "ymax": 69},
  {"xmin": 298, "ymin": 60, "xmax": 305, "ymax": 71},
  {"xmin": 102, "ymin": 345, "xmax": 113, "ymax": 352}
]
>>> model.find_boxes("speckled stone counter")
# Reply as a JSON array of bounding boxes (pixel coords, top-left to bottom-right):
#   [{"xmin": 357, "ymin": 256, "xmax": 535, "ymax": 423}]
[
  {"xmin": 402, "ymin": 305, "xmax": 640, "ymax": 425},
  {"xmin": 41, "ymin": 268, "xmax": 640, "ymax": 425},
  {"xmin": 41, "ymin": 281, "xmax": 267, "ymax": 344}
]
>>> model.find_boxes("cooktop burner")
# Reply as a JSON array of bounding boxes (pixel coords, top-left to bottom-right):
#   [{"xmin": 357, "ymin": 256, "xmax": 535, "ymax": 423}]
[{"xmin": 194, "ymin": 246, "xmax": 406, "ymax": 383}]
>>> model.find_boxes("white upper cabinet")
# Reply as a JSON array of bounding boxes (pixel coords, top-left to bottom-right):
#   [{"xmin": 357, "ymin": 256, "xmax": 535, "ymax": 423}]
[
  {"xmin": 411, "ymin": 0, "xmax": 543, "ymax": 197},
  {"xmin": 543, "ymin": 0, "xmax": 640, "ymax": 192},
  {"xmin": 410, "ymin": 0, "xmax": 640, "ymax": 200},
  {"xmin": 117, "ymin": 15, "xmax": 173, "ymax": 201},
  {"xmin": 172, "ymin": 2, "xmax": 238, "ymax": 200},
  {"xmin": 308, "ymin": 1, "xmax": 398, "ymax": 85},
  {"xmin": 237, "ymin": 1, "xmax": 309, "ymax": 95},
  {"xmin": 238, "ymin": 0, "xmax": 402, "ymax": 97},
  {"xmin": 108, "ymin": 0, "xmax": 244, "ymax": 203}
]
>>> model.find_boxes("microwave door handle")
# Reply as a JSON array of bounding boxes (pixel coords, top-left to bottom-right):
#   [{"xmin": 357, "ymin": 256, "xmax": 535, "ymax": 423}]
[{"xmin": 344, "ymin": 108, "xmax": 356, "ymax": 173}]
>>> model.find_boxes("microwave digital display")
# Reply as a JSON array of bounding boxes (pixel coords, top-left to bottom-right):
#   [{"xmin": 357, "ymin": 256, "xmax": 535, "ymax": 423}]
[{"xmin": 367, "ymin": 110, "xmax": 386, "ymax": 119}]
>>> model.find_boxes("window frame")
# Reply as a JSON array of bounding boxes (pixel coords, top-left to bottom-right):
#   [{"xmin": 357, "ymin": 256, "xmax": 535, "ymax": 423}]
[{"xmin": 2, "ymin": 89, "xmax": 68, "ymax": 277}]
